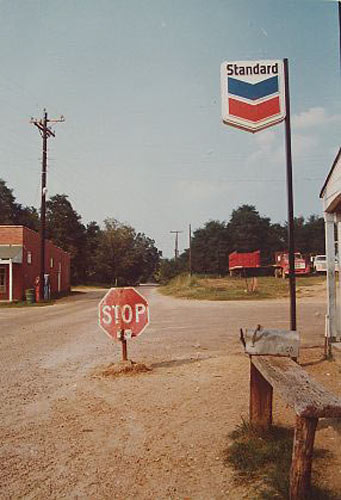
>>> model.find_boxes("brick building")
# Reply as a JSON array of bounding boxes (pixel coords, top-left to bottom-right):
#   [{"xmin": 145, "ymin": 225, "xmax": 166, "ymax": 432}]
[{"xmin": 0, "ymin": 225, "xmax": 70, "ymax": 302}]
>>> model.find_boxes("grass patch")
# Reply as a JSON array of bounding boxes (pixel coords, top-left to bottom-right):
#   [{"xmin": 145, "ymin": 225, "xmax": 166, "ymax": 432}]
[
  {"xmin": 160, "ymin": 274, "xmax": 326, "ymax": 301},
  {"xmin": 224, "ymin": 419, "xmax": 337, "ymax": 499}
]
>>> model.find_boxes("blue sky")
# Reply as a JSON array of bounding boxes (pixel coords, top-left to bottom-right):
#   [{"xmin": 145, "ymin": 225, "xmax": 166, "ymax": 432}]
[{"xmin": 0, "ymin": 0, "xmax": 340, "ymax": 257}]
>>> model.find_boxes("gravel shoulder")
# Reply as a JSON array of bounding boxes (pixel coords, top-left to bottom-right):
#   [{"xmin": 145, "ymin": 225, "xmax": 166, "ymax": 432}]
[{"xmin": 0, "ymin": 286, "xmax": 340, "ymax": 499}]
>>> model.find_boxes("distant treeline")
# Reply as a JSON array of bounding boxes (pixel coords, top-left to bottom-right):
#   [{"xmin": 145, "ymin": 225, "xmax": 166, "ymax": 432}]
[
  {"xmin": 159, "ymin": 205, "xmax": 325, "ymax": 282},
  {"xmin": 0, "ymin": 179, "xmax": 325, "ymax": 285},
  {"xmin": 0, "ymin": 179, "xmax": 161, "ymax": 285}
]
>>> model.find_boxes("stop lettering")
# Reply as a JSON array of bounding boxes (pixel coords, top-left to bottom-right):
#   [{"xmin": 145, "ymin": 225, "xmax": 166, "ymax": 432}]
[
  {"xmin": 98, "ymin": 287, "xmax": 149, "ymax": 340},
  {"xmin": 101, "ymin": 303, "xmax": 147, "ymax": 326}
]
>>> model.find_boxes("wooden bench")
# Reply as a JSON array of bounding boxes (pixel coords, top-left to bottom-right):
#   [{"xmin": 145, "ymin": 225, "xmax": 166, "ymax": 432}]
[{"xmin": 249, "ymin": 355, "xmax": 341, "ymax": 500}]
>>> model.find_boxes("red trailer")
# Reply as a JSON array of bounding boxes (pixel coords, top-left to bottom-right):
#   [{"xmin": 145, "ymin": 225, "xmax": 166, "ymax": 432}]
[{"xmin": 228, "ymin": 250, "xmax": 261, "ymax": 276}]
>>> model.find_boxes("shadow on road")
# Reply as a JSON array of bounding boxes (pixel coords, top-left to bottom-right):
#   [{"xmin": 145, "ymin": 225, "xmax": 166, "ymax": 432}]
[
  {"xmin": 300, "ymin": 357, "xmax": 327, "ymax": 367},
  {"xmin": 151, "ymin": 356, "xmax": 212, "ymax": 369}
]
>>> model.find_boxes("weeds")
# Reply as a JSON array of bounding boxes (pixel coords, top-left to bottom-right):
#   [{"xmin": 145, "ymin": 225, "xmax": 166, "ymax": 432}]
[
  {"xmin": 160, "ymin": 274, "xmax": 326, "ymax": 301},
  {"xmin": 161, "ymin": 274, "xmax": 286, "ymax": 301},
  {"xmin": 224, "ymin": 419, "xmax": 337, "ymax": 499}
]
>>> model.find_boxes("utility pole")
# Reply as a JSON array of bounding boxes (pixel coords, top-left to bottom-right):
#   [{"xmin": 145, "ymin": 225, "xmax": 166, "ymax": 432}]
[
  {"xmin": 188, "ymin": 224, "xmax": 192, "ymax": 275},
  {"xmin": 170, "ymin": 230, "xmax": 182, "ymax": 260},
  {"xmin": 30, "ymin": 109, "xmax": 65, "ymax": 301}
]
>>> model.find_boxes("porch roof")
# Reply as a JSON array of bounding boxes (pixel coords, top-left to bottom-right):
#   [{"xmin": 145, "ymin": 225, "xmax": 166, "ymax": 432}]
[
  {"xmin": 0, "ymin": 245, "xmax": 23, "ymax": 263},
  {"xmin": 320, "ymin": 147, "xmax": 341, "ymax": 213}
]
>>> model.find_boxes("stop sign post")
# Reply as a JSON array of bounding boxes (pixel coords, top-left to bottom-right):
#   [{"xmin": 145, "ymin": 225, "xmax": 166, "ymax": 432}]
[{"xmin": 98, "ymin": 287, "xmax": 149, "ymax": 361}]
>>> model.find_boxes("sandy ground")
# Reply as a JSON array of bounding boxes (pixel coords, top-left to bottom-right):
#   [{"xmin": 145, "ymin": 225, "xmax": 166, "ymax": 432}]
[{"xmin": 0, "ymin": 286, "xmax": 340, "ymax": 499}]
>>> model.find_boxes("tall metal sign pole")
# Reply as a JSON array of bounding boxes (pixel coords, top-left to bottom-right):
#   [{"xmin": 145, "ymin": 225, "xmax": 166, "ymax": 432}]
[
  {"xmin": 221, "ymin": 58, "xmax": 296, "ymax": 330},
  {"xmin": 31, "ymin": 110, "xmax": 65, "ymax": 301},
  {"xmin": 283, "ymin": 59, "xmax": 296, "ymax": 331}
]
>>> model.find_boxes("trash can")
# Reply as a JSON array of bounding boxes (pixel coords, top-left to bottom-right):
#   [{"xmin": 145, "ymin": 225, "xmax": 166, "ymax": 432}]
[{"xmin": 25, "ymin": 288, "xmax": 35, "ymax": 304}]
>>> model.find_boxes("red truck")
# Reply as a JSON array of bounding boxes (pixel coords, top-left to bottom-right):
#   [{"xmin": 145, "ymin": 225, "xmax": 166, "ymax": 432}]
[
  {"xmin": 274, "ymin": 252, "xmax": 310, "ymax": 278},
  {"xmin": 228, "ymin": 250, "xmax": 310, "ymax": 277}
]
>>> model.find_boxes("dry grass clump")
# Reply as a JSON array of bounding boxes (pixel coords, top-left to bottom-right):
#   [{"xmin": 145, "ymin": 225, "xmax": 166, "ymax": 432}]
[{"xmin": 94, "ymin": 361, "xmax": 152, "ymax": 378}]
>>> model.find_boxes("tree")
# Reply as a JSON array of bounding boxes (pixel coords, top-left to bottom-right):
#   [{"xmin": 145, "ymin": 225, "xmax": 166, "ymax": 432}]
[
  {"xmin": 46, "ymin": 194, "xmax": 87, "ymax": 283},
  {"xmin": 287, "ymin": 215, "xmax": 325, "ymax": 255},
  {"xmin": 94, "ymin": 218, "xmax": 161, "ymax": 285},
  {"xmin": 0, "ymin": 178, "xmax": 40, "ymax": 230},
  {"xmin": 157, "ymin": 257, "xmax": 186, "ymax": 283},
  {"xmin": 85, "ymin": 221, "xmax": 102, "ymax": 282},
  {"xmin": 303, "ymin": 215, "xmax": 325, "ymax": 255},
  {"xmin": 0, "ymin": 179, "xmax": 17, "ymax": 223},
  {"xmin": 0, "ymin": 180, "xmax": 162, "ymax": 285},
  {"xmin": 132, "ymin": 232, "xmax": 161, "ymax": 282},
  {"xmin": 228, "ymin": 205, "xmax": 283, "ymax": 263},
  {"xmin": 190, "ymin": 220, "xmax": 231, "ymax": 274},
  {"xmin": 14, "ymin": 205, "xmax": 40, "ymax": 231}
]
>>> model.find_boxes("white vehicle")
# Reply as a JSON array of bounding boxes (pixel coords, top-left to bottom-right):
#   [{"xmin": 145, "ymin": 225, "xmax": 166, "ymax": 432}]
[
  {"xmin": 313, "ymin": 255, "xmax": 326, "ymax": 273},
  {"xmin": 312, "ymin": 255, "xmax": 339, "ymax": 273}
]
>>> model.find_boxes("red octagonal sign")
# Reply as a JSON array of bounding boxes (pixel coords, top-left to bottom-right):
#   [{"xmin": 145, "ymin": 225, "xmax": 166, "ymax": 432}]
[{"xmin": 98, "ymin": 287, "xmax": 149, "ymax": 341}]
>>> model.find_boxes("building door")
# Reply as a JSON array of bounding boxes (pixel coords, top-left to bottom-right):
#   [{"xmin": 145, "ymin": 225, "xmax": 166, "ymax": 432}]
[
  {"xmin": 58, "ymin": 262, "xmax": 62, "ymax": 293},
  {"xmin": 0, "ymin": 266, "xmax": 7, "ymax": 299}
]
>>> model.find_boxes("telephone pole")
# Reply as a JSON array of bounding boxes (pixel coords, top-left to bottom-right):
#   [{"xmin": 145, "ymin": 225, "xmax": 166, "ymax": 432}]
[
  {"xmin": 170, "ymin": 230, "xmax": 182, "ymax": 260},
  {"xmin": 188, "ymin": 224, "xmax": 192, "ymax": 275},
  {"xmin": 30, "ymin": 109, "xmax": 65, "ymax": 301}
]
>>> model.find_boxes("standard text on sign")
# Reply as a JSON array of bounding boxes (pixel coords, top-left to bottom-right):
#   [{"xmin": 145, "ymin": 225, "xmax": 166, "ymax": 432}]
[{"xmin": 226, "ymin": 62, "xmax": 279, "ymax": 76}]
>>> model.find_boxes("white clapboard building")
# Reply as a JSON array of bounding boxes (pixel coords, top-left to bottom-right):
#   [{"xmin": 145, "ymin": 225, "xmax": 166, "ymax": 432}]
[{"xmin": 320, "ymin": 147, "xmax": 341, "ymax": 347}]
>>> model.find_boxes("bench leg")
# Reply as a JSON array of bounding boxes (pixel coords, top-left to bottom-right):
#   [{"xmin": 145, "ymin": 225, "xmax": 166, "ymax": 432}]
[
  {"xmin": 290, "ymin": 416, "xmax": 318, "ymax": 500},
  {"xmin": 250, "ymin": 361, "xmax": 273, "ymax": 430}
]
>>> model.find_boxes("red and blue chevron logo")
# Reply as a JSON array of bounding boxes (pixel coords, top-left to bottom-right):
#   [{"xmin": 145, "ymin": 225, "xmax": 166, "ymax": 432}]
[
  {"xmin": 221, "ymin": 60, "xmax": 286, "ymax": 133},
  {"xmin": 228, "ymin": 75, "xmax": 280, "ymax": 121}
]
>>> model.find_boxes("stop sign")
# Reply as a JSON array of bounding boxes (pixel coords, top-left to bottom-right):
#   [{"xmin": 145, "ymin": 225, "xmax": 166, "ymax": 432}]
[{"xmin": 98, "ymin": 287, "xmax": 149, "ymax": 341}]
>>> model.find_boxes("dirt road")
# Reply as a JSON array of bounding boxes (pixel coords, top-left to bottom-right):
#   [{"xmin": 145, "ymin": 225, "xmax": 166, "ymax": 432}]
[{"xmin": 0, "ymin": 287, "xmax": 340, "ymax": 499}]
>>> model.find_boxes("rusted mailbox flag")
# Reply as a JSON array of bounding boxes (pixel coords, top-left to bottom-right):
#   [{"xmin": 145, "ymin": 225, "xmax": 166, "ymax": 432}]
[{"xmin": 240, "ymin": 325, "xmax": 299, "ymax": 358}]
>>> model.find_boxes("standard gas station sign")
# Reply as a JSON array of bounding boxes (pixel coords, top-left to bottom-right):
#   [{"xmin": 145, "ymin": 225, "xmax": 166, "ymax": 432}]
[{"xmin": 221, "ymin": 59, "xmax": 286, "ymax": 133}]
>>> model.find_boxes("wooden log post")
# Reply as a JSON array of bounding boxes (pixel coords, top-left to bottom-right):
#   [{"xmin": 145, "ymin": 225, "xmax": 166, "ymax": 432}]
[
  {"xmin": 250, "ymin": 360, "xmax": 273, "ymax": 430},
  {"xmin": 290, "ymin": 416, "xmax": 318, "ymax": 500},
  {"xmin": 248, "ymin": 356, "xmax": 341, "ymax": 499}
]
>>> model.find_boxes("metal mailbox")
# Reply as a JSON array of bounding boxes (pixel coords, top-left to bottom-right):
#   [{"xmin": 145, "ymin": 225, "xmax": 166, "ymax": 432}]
[{"xmin": 240, "ymin": 325, "xmax": 300, "ymax": 358}]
